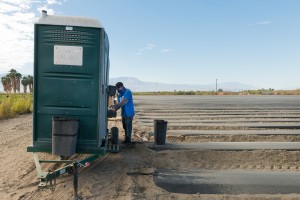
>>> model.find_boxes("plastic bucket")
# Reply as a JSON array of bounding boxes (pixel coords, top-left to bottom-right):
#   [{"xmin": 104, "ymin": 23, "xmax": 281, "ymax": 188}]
[
  {"xmin": 154, "ymin": 120, "xmax": 168, "ymax": 145},
  {"xmin": 52, "ymin": 117, "xmax": 79, "ymax": 156}
]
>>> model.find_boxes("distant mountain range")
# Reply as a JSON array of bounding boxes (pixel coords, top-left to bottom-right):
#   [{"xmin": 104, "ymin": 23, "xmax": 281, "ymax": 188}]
[
  {"xmin": 109, "ymin": 77, "xmax": 258, "ymax": 92},
  {"xmin": 2, "ymin": 75, "xmax": 297, "ymax": 93},
  {"xmin": 0, "ymin": 76, "xmax": 257, "ymax": 93}
]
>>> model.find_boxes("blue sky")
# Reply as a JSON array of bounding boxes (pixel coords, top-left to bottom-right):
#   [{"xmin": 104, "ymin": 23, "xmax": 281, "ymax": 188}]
[{"xmin": 1, "ymin": 0, "xmax": 300, "ymax": 89}]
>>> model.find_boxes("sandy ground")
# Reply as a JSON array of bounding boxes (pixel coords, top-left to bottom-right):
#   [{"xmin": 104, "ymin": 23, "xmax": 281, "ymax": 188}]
[{"xmin": 0, "ymin": 113, "xmax": 300, "ymax": 199}]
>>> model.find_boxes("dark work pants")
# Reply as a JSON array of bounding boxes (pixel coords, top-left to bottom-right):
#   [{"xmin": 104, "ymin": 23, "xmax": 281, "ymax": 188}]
[{"xmin": 122, "ymin": 116, "xmax": 133, "ymax": 143}]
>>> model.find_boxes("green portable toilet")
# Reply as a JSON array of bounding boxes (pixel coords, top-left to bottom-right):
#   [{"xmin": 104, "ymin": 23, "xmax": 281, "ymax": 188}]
[{"xmin": 27, "ymin": 11, "xmax": 110, "ymax": 154}]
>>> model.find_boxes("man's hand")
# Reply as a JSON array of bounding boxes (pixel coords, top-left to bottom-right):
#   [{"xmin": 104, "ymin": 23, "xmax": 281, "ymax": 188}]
[{"xmin": 110, "ymin": 99, "xmax": 125, "ymax": 112}]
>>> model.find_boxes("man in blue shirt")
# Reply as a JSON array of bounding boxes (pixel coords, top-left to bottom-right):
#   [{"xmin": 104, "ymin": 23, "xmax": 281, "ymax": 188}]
[{"xmin": 111, "ymin": 82, "xmax": 135, "ymax": 145}]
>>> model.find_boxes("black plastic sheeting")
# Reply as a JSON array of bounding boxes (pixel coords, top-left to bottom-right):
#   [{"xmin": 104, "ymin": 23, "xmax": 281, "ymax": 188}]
[{"xmin": 154, "ymin": 169, "xmax": 300, "ymax": 194}]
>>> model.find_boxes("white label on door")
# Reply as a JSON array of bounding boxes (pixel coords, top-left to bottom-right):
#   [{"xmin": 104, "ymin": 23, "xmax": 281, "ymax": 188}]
[{"xmin": 54, "ymin": 45, "xmax": 83, "ymax": 66}]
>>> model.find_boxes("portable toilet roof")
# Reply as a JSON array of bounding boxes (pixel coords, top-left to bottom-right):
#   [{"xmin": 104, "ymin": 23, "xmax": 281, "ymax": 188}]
[{"xmin": 36, "ymin": 10, "xmax": 103, "ymax": 28}]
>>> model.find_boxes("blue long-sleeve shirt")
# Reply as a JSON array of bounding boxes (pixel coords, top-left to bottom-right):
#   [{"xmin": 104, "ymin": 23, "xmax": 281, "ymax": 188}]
[{"xmin": 116, "ymin": 87, "xmax": 135, "ymax": 117}]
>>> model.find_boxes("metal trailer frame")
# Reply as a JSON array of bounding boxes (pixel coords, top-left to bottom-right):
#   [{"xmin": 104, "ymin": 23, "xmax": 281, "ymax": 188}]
[{"xmin": 28, "ymin": 133, "xmax": 119, "ymax": 198}]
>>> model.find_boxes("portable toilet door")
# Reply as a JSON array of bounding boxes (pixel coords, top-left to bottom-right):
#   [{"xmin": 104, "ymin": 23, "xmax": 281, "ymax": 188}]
[{"xmin": 28, "ymin": 11, "xmax": 110, "ymax": 154}]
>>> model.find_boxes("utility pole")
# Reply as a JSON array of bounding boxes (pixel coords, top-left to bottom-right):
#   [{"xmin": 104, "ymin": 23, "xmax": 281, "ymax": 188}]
[{"xmin": 216, "ymin": 79, "xmax": 218, "ymax": 92}]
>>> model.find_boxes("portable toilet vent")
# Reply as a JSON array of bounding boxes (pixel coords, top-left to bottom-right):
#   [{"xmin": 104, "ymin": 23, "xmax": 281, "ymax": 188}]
[{"xmin": 28, "ymin": 11, "xmax": 110, "ymax": 155}]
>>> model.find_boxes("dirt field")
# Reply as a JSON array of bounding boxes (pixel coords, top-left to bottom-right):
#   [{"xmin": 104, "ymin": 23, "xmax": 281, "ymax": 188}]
[{"xmin": 1, "ymin": 95, "xmax": 300, "ymax": 199}]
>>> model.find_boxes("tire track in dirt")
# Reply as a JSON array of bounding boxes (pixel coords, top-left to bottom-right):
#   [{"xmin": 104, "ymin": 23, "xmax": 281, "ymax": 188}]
[{"xmin": 152, "ymin": 149, "xmax": 300, "ymax": 172}]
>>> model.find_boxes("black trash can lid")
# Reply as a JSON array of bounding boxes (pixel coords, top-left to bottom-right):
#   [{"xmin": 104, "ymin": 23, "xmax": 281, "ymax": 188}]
[{"xmin": 154, "ymin": 119, "xmax": 168, "ymax": 124}]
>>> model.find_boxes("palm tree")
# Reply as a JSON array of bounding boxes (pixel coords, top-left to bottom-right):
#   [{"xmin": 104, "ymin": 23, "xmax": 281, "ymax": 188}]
[
  {"xmin": 6, "ymin": 69, "xmax": 25, "ymax": 93},
  {"xmin": 21, "ymin": 76, "xmax": 29, "ymax": 94},
  {"xmin": 27, "ymin": 75, "xmax": 34, "ymax": 93},
  {"xmin": 7, "ymin": 69, "xmax": 17, "ymax": 93},
  {"xmin": 4, "ymin": 75, "xmax": 12, "ymax": 93},
  {"xmin": 1, "ymin": 76, "xmax": 8, "ymax": 93},
  {"xmin": 15, "ymin": 73, "xmax": 22, "ymax": 93},
  {"xmin": 1, "ymin": 76, "xmax": 12, "ymax": 93}
]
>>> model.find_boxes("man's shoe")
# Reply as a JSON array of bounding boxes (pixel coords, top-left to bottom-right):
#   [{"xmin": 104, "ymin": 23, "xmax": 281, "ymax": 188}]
[{"xmin": 122, "ymin": 142, "xmax": 132, "ymax": 149}]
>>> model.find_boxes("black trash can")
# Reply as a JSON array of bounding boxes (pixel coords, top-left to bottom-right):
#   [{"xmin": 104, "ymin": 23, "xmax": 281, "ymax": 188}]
[
  {"xmin": 111, "ymin": 126, "xmax": 119, "ymax": 145},
  {"xmin": 52, "ymin": 117, "xmax": 79, "ymax": 156},
  {"xmin": 154, "ymin": 120, "xmax": 168, "ymax": 145}
]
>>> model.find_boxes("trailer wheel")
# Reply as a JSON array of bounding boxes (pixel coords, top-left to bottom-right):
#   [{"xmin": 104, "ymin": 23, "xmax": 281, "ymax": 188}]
[{"xmin": 111, "ymin": 127, "xmax": 119, "ymax": 145}]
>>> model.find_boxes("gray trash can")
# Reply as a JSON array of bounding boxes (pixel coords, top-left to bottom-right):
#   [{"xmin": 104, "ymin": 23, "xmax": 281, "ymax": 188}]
[
  {"xmin": 154, "ymin": 120, "xmax": 168, "ymax": 145},
  {"xmin": 52, "ymin": 117, "xmax": 79, "ymax": 156}
]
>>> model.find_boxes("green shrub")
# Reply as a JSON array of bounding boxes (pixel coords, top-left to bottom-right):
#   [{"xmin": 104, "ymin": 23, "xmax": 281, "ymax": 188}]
[
  {"xmin": 0, "ymin": 94, "xmax": 33, "ymax": 119},
  {"xmin": 11, "ymin": 99, "xmax": 30, "ymax": 114},
  {"xmin": 0, "ymin": 99, "xmax": 13, "ymax": 119}
]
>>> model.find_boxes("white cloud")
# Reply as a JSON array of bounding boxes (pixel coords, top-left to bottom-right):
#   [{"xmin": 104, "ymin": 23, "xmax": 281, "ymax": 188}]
[
  {"xmin": 0, "ymin": 0, "xmax": 66, "ymax": 74},
  {"xmin": 0, "ymin": 1, "xmax": 37, "ymax": 72},
  {"xmin": 47, "ymin": 0, "xmax": 62, "ymax": 5},
  {"xmin": 134, "ymin": 52, "xmax": 144, "ymax": 55},
  {"xmin": 248, "ymin": 20, "xmax": 272, "ymax": 26},
  {"xmin": 161, "ymin": 48, "xmax": 174, "ymax": 53},
  {"xmin": 256, "ymin": 20, "xmax": 272, "ymax": 25},
  {"xmin": 146, "ymin": 43, "xmax": 155, "ymax": 50},
  {"xmin": 134, "ymin": 43, "xmax": 156, "ymax": 55},
  {"xmin": 0, "ymin": 2, "xmax": 22, "ymax": 13}
]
